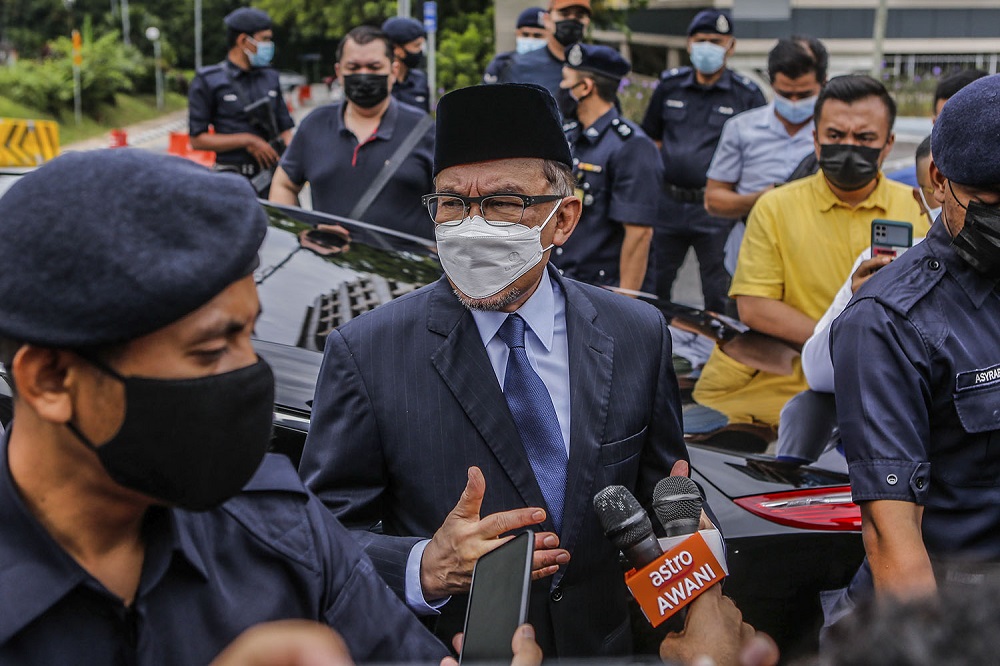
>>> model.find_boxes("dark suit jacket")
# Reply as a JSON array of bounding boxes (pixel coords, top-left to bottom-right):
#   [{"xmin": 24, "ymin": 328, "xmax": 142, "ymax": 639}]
[{"xmin": 299, "ymin": 267, "xmax": 687, "ymax": 658}]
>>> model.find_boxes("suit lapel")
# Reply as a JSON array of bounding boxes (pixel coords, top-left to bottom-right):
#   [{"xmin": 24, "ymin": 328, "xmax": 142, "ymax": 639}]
[
  {"xmin": 427, "ymin": 278, "xmax": 551, "ymax": 516},
  {"xmin": 552, "ymin": 274, "xmax": 614, "ymax": 586}
]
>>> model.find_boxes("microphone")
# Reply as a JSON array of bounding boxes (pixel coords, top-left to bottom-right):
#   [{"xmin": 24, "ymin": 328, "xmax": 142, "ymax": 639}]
[
  {"xmin": 593, "ymin": 485, "xmax": 663, "ymax": 569},
  {"xmin": 652, "ymin": 476, "xmax": 703, "ymax": 537}
]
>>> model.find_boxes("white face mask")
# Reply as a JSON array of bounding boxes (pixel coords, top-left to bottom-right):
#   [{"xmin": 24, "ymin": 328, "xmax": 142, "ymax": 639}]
[
  {"xmin": 434, "ymin": 201, "xmax": 561, "ymax": 301},
  {"xmin": 917, "ymin": 187, "xmax": 942, "ymax": 223},
  {"xmin": 516, "ymin": 36, "xmax": 547, "ymax": 54}
]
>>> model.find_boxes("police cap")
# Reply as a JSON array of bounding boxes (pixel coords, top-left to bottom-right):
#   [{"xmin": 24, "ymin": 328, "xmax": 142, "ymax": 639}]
[
  {"xmin": 0, "ymin": 149, "xmax": 267, "ymax": 347},
  {"xmin": 224, "ymin": 7, "xmax": 272, "ymax": 35},
  {"xmin": 932, "ymin": 74, "xmax": 1000, "ymax": 187},
  {"xmin": 381, "ymin": 17, "xmax": 426, "ymax": 45},
  {"xmin": 433, "ymin": 83, "xmax": 572, "ymax": 176},
  {"xmin": 687, "ymin": 9, "xmax": 732, "ymax": 36},
  {"xmin": 517, "ymin": 7, "xmax": 545, "ymax": 29},
  {"xmin": 565, "ymin": 43, "xmax": 630, "ymax": 81}
]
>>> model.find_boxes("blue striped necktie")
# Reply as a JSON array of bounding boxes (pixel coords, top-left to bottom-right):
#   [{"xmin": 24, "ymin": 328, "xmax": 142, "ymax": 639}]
[{"xmin": 497, "ymin": 313, "xmax": 567, "ymax": 533}]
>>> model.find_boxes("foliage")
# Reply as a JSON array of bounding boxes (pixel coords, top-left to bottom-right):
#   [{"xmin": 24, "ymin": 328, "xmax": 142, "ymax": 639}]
[
  {"xmin": 0, "ymin": 32, "xmax": 144, "ymax": 117},
  {"xmin": 435, "ymin": 8, "xmax": 493, "ymax": 93}
]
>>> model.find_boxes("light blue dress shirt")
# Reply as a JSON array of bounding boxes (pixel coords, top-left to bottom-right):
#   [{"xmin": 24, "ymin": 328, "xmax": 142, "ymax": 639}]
[
  {"xmin": 403, "ymin": 269, "xmax": 572, "ymax": 614},
  {"xmin": 706, "ymin": 102, "xmax": 815, "ymax": 193}
]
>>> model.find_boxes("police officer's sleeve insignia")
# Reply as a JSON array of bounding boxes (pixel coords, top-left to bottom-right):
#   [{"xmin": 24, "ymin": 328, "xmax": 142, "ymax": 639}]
[{"xmin": 568, "ymin": 44, "xmax": 583, "ymax": 67}]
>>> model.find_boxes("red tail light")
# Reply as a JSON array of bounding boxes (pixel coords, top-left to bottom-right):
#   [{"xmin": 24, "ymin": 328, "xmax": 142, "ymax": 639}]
[{"xmin": 733, "ymin": 486, "xmax": 861, "ymax": 532}]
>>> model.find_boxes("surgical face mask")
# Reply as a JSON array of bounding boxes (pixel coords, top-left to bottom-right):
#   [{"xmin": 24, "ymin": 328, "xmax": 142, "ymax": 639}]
[
  {"xmin": 516, "ymin": 36, "xmax": 547, "ymax": 54},
  {"xmin": 818, "ymin": 143, "xmax": 882, "ymax": 191},
  {"xmin": 917, "ymin": 186, "xmax": 941, "ymax": 222},
  {"xmin": 553, "ymin": 19, "xmax": 585, "ymax": 47},
  {"xmin": 245, "ymin": 37, "xmax": 275, "ymax": 68},
  {"xmin": 773, "ymin": 93, "xmax": 817, "ymax": 125},
  {"xmin": 434, "ymin": 201, "xmax": 561, "ymax": 301},
  {"xmin": 946, "ymin": 182, "xmax": 1000, "ymax": 278},
  {"xmin": 689, "ymin": 41, "xmax": 727, "ymax": 75},
  {"xmin": 401, "ymin": 49, "xmax": 425, "ymax": 70},
  {"xmin": 343, "ymin": 73, "xmax": 390, "ymax": 108},
  {"xmin": 67, "ymin": 357, "xmax": 275, "ymax": 511}
]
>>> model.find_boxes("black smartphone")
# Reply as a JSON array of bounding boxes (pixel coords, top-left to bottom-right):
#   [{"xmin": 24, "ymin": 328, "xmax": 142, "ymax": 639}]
[
  {"xmin": 871, "ymin": 219, "xmax": 913, "ymax": 259},
  {"xmin": 459, "ymin": 531, "xmax": 534, "ymax": 663}
]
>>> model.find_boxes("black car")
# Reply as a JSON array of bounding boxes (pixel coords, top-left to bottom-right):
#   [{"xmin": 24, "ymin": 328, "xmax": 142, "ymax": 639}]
[{"xmin": 0, "ymin": 185, "xmax": 864, "ymax": 659}]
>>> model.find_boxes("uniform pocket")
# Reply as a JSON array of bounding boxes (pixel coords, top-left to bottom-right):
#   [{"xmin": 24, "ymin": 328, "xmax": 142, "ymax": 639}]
[
  {"xmin": 938, "ymin": 387, "xmax": 1000, "ymax": 486},
  {"xmin": 663, "ymin": 105, "xmax": 687, "ymax": 123}
]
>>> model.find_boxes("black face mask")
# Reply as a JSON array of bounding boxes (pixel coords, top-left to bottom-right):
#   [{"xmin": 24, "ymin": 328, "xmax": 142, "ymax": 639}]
[
  {"xmin": 818, "ymin": 143, "xmax": 882, "ymax": 191},
  {"xmin": 553, "ymin": 19, "xmax": 585, "ymax": 47},
  {"xmin": 401, "ymin": 49, "xmax": 425, "ymax": 70},
  {"xmin": 343, "ymin": 74, "xmax": 390, "ymax": 109},
  {"xmin": 947, "ymin": 182, "xmax": 1000, "ymax": 278},
  {"xmin": 67, "ymin": 357, "xmax": 275, "ymax": 511},
  {"xmin": 555, "ymin": 85, "xmax": 578, "ymax": 121}
]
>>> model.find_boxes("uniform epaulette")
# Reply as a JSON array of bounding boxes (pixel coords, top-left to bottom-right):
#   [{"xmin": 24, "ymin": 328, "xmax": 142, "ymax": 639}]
[
  {"xmin": 196, "ymin": 63, "xmax": 225, "ymax": 77},
  {"xmin": 660, "ymin": 66, "xmax": 690, "ymax": 81},
  {"xmin": 733, "ymin": 73, "xmax": 762, "ymax": 92},
  {"xmin": 869, "ymin": 252, "xmax": 946, "ymax": 317},
  {"xmin": 610, "ymin": 117, "xmax": 633, "ymax": 140}
]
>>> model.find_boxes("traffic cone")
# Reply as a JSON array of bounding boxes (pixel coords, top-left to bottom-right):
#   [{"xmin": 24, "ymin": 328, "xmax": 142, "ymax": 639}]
[{"xmin": 109, "ymin": 129, "xmax": 128, "ymax": 148}]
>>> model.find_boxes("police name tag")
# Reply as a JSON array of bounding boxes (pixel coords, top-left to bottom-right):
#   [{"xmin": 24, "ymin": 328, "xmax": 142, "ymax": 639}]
[
  {"xmin": 666, "ymin": 99, "xmax": 685, "ymax": 109},
  {"xmin": 956, "ymin": 363, "xmax": 1000, "ymax": 392}
]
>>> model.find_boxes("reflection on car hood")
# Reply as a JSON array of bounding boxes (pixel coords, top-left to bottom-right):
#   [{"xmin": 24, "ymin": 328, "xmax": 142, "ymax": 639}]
[{"xmin": 254, "ymin": 203, "xmax": 442, "ymax": 350}]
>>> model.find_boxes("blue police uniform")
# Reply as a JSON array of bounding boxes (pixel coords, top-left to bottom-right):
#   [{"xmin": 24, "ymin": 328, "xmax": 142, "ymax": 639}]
[
  {"xmin": 483, "ymin": 51, "xmax": 515, "ymax": 84},
  {"xmin": 557, "ymin": 109, "xmax": 660, "ymax": 286},
  {"xmin": 641, "ymin": 66, "xmax": 765, "ymax": 310},
  {"xmin": 833, "ymin": 220, "xmax": 1000, "ymax": 567},
  {"xmin": 279, "ymin": 100, "xmax": 434, "ymax": 239},
  {"xmin": 497, "ymin": 45, "xmax": 565, "ymax": 98},
  {"xmin": 391, "ymin": 68, "xmax": 430, "ymax": 112},
  {"xmin": 188, "ymin": 59, "xmax": 294, "ymax": 173},
  {"xmin": 0, "ymin": 445, "xmax": 449, "ymax": 664}
]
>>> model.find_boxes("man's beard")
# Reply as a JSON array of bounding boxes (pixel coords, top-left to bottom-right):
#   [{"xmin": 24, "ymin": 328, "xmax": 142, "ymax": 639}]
[{"xmin": 453, "ymin": 283, "xmax": 526, "ymax": 311}]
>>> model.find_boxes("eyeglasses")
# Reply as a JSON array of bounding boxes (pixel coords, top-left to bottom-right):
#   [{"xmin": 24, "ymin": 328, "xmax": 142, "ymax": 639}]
[{"xmin": 422, "ymin": 193, "xmax": 564, "ymax": 226}]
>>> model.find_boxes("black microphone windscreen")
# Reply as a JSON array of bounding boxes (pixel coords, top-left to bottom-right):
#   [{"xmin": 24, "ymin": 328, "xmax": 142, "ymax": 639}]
[
  {"xmin": 652, "ymin": 476, "xmax": 703, "ymax": 537},
  {"xmin": 593, "ymin": 485, "xmax": 654, "ymax": 549}
]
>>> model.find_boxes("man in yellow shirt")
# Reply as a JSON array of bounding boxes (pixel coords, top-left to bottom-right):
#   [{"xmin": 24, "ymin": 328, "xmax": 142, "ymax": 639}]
[{"xmin": 692, "ymin": 75, "xmax": 929, "ymax": 429}]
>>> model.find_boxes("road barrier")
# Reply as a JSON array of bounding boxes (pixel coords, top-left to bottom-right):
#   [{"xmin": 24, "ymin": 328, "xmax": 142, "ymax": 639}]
[{"xmin": 0, "ymin": 119, "xmax": 60, "ymax": 166}]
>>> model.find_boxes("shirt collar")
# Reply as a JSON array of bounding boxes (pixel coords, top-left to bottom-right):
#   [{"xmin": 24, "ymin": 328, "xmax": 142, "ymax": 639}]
[
  {"xmin": 471, "ymin": 268, "xmax": 556, "ymax": 352},
  {"xmin": 577, "ymin": 107, "xmax": 618, "ymax": 145},
  {"xmin": 0, "ymin": 431, "xmax": 209, "ymax": 643},
  {"xmin": 684, "ymin": 67, "xmax": 731, "ymax": 91},
  {"xmin": 813, "ymin": 171, "xmax": 891, "ymax": 214},
  {"xmin": 926, "ymin": 216, "xmax": 1000, "ymax": 308},
  {"xmin": 337, "ymin": 98, "xmax": 399, "ymax": 141}
]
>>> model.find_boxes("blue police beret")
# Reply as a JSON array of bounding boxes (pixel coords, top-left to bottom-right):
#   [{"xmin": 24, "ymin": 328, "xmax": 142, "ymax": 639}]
[
  {"xmin": 565, "ymin": 43, "xmax": 630, "ymax": 81},
  {"xmin": 0, "ymin": 150, "xmax": 267, "ymax": 347},
  {"xmin": 687, "ymin": 9, "xmax": 732, "ymax": 36},
  {"xmin": 517, "ymin": 7, "xmax": 545, "ymax": 29},
  {"xmin": 224, "ymin": 7, "xmax": 271, "ymax": 34},
  {"xmin": 434, "ymin": 84, "xmax": 572, "ymax": 176},
  {"xmin": 381, "ymin": 17, "xmax": 426, "ymax": 45},
  {"xmin": 932, "ymin": 74, "xmax": 1000, "ymax": 187}
]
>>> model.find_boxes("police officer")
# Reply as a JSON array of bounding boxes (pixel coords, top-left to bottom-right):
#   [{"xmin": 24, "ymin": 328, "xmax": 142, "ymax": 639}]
[
  {"xmin": 188, "ymin": 7, "xmax": 294, "ymax": 194},
  {"xmin": 831, "ymin": 74, "xmax": 1000, "ymax": 600},
  {"xmin": 382, "ymin": 16, "xmax": 430, "ymax": 112},
  {"xmin": 483, "ymin": 7, "xmax": 547, "ymax": 84},
  {"xmin": 555, "ymin": 43, "xmax": 660, "ymax": 291},
  {"xmin": 0, "ymin": 149, "xmax": 448, "ymax": 663},
  {"xmin": 641, "ymin": 9, "xmax": 765, "ymax": 312},
  {"xmin": 497, "ymin": 0, "xmax": 591, "ymax": 106}
]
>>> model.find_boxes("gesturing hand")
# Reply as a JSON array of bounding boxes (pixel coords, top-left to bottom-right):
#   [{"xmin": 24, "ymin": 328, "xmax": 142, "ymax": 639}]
[{"xmin": 419, "ymin": 467, "xmax": 571, "ymax": 599}]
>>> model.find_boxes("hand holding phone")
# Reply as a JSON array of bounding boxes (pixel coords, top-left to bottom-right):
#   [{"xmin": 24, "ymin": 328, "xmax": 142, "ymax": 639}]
[{"xmin": 459, "ymin": 531, "xmax": 534, "ymax": 663}]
